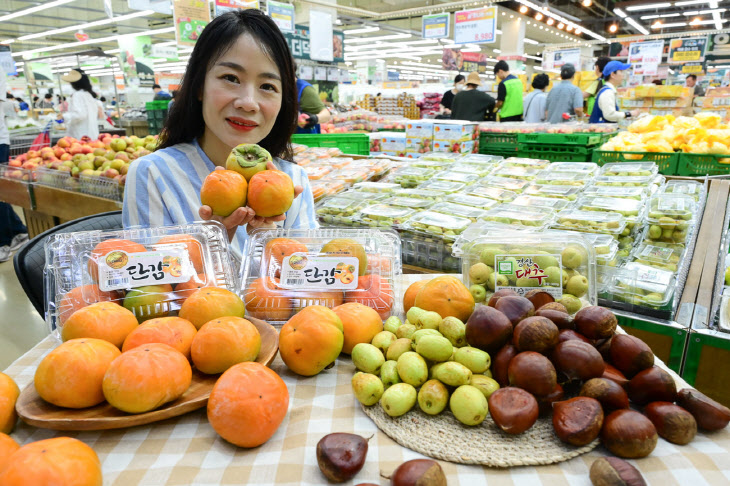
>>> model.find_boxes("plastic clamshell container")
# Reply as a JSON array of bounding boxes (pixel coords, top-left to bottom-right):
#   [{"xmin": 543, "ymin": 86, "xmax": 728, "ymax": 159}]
[
  {"xmin": 593, "ymin": 174, "xmax": 656, "ymax": 187},
  {"xmin": 420, "ymin": 152, "xmax": 461, "ymax": 163},
  {"xmin": 417, "ymin": 179, "xmax": 467, "ymax": 194},
  {"xmin": 429, "ymin": 201, "xmax": 490, "ymax": 222},
  {"xmin": 44, "ymin": 221, "xmax": 237, "ymax": 333},
  {"xmin": 459, "ymin": 154, "xmax": 504, "ymax": 163},
  {"xmin": 240, "ymin": 228, "xmax": 401, "ymax": 324},
  {"xmin": 391, "ymin": 187, "xmax": 448, "ymax": 202},
  {"xmin": 523, "ymin": 183, "xmax": 583, "ymax": 201},
  {"xmin": 511, "ymin": 195, "xmax": 573, "ymax": 212},
  {"xmin": 352, "ymin": 181, "xmax": 402, "ymax": 193},
  {"xmin": 304, "ymin": 164, "xmax": 332, "ymax": 180},
  {"xmin": 445, "ymin": 193, "xmax": 500, "ymax": 210},
  {"xmin": 387, "ymin": 167, "xmax": 437, "ymax": 188},
  {"xmin": 310, "ymin": 179, "xmax": 344, "ymax": 202},
  {"xmin": 316, "ymin": 196, "xmax": 372, "ymax": 226},
  {"xmin": 401, "ymin": 232, "xmax": 461, "ymax": 273},
  {"xmin": 581, "ymin": 185, "xmax": 648, "ymax": 200},
  {"xmin": 459, "ymin": 232, "xmax": 597, "ymax": 307},
  {"xmin": 450, "ymin": 162, "xmax": 497, "ymax": 177},
  {"xmin": 490, "ymin": 166, "xmax": 541, "ymax": 181},
  {"xmin": 599, "ymin": 162, "xmax": 658, "ymax": 178},
  {"xmin": 480, "ymin": 176, "xmax": 530, "ymax": 193},
  {"xmin": 328, "ymin": 168, "xmax": 370, "ymax": 185},
  {"xmin": 577, "ymin": 196, "xmax": 646, "ymax": 230},
  {"xmin": 404, "ymin": 210, "xmax": 473, "ymax": 242},
  {"xmin": 382, "ymin": 196, "xmax": 435, "ymax": 210},
  {"xmin": 547, "ymin": 162, "xmax": 599, "ymax": 176},
  {"xmin": 553, "ymin": 209, "xmax": 628, "ymax": 236},
  {"xmin": 467, "ymin": 185, "xmax": 518, "ymax": 203},
  {"xmin": 608, "ymin": 262, "xmax": 676, "ymax": 308},
  {"xmin": 411, "ymin": 159, "xmax": 453, "ymax": 171},
  {"xmin": 499, "ymin": 157, "xmax": 551, "ymax": 169},
  {"xmin": 482, "ymin": 204, "xmax": 556, "ymax": 229},
  {"xmin": 534, "ymin": 170, "xmax": 594, "ymax": 186},
  {"xmin": 433, "ymin": 170, "xmax": 481, "ymax": 185},
  {"xmin": 335, "ymin": 189, "xmax": 389, "ymax": 204},
  {"xmin": 646, "ymin": 194, "xmax": 697, "ymax": 224},
  {"xmin": 573, "ymin": 232, "xmax": 619, "ymax": 267},
  {"xmin": 358, "ymin": 203, "xmax": 419, "ymax": 229},
  {"xmin": 328, "ymin": 157, "xmax": 354, "ymax": 169},
  {"xmin": 348, "ymin": 159, "xmax": 391, "ymax": 177},
  {"xmin": 661, "ymin": 180, "xmax": 706, "ymax": 202},
  {"xmin": 630, "ymin": 242, "xmax": 684, "ymax": 273}
]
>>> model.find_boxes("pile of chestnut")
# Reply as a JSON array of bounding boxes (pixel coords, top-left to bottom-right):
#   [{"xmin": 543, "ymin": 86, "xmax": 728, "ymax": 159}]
[{"xmin": 467, "ymin": 288, "xmax": 730, "ymax": 461}]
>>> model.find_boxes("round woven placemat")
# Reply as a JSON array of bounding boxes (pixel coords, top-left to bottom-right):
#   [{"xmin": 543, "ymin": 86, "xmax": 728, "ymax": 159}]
[{"xmin": 362, "ymin": 403, "xmax": 598, "ymax": 467}]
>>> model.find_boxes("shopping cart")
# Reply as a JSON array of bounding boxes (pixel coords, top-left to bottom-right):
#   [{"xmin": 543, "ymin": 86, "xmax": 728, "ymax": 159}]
[{"xmin": 9, "ymin": 118, "xmax": 62, "ymax": 158}]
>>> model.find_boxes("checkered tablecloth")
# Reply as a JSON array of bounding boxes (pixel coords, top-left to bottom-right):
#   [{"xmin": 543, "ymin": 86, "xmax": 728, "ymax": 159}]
[{"xmin": 4, "ymin": 275, "xmax": 730, "ymax": 485}]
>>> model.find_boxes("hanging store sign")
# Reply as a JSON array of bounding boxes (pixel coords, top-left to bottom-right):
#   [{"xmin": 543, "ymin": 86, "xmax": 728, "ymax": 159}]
[
  {"xmin": 542, "ymin": 48, "xmax": 581, "ymax": 71},
  {"xmin": 668, "ymin": 36, "xmax": 708, "ymax": 63},
  {"xmin": 118, "ymin": 35, "xmax": 155, "ymax": 87},
  {"xmin": 682, "ymin": 62, "xmax": 705, "ymax": 75},
  {"xmin": 454, "ymin": 6, "xmax": 496, "ymax": 44},
  {"xmin": 284, "ymin": 25, "xmax": 345, "ymax": 63},
  {"xmin": 628, "ymin": 40, "xmax": 663, "ymax": 76},
  {"xmin": 422, "ymin": 13, "xmax": 450, "ymax": 39},
  {"xmin": 442, "ymin": 48, "xmax": 489, "ymax": 73},
  {"xmin": 0, "ymin": 45, "xmax": 17, "ymax": 76},
  {"xmin": 173, "ymin": 0, "xmax": 211, "ymax": 47},
  {"xmin": 267, "ymin": 0, "xmax": 295, "ymax": 32},
  {"xmin": 310, "ymin": 10, "xmax": 334, "ymax": 62},
  {"xmin": 214, "ymin": 0, "xmax": 259, "ymax": 17}
]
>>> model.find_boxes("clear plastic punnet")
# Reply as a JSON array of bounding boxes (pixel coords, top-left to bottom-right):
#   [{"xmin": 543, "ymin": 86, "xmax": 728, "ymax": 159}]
[
  {"xmin": 660, "ymin": 180, "xmax": 706, "ymax": 202},
  {"xmin": 479, "ymin": 176, "xmax": 530, "ymax": 193},
  {"xmin": 429, "ymin": 201, "xmax": 490, "ymax": 222},
  {"xmin": 459, "ymin": 232, "xmax": 597, "ymax": 310},
  {"xmin": 336, "ymin": 189, "xmax": 389, "ymax": 204},
  {"xmin": 511, "ymin": 195, "xmax": 573, "ymax": 212},
  {"xmin": 420, "ymin": 152, "xmax": 462, "ymax": 163},
  {"xmin": 357, "ymin": 203, "xmax": 419, "ymax": 229},
  {"xmin": 481, "ymin": 204, "xmax": 557, "ymax": 229},
  {"xmin": 490, "ymin": 166, "xmax": 541, "ymax": 181},
  {"xmin": 382, "ymin": 196, "xmax": 435, "ymax": 210},
  {"xmin": 630, "ymin": 242, "xmax": 684, "ymax": 273},
  {"xmin": 403, "ymin": 210, "xmax": 473, "ymax": 242},
  {"xmin": 523, "ymin": 183, "xmax": 582, "ymax": 201},
  {"xmin": 433, "ymin": 170, "xmax": 481, "ymax": 185},
  {"xmin": 240, "ymin": 228, "xmax": 401, "ymax": 324},
  {"xmin": 593, "ymin": 174, "xmax": 656, "ymax": 187},
  {"xmin": 552, "ymin": 209, "xmax": 628, "ymax": 237},
  {"xmin": 392, "ymin": 187, "xmax": 448, "ymax": 202},
  {"xmin": 328, "ymin": 168, "xmax": 370, "ymax": 185},
  {"xmin": 534, "ymin": 170, "xmax": 594, "ymax": 186},
  {"xmin": 417, "ymin": 179, "xmax": 468, "ymax": 194},
  {"xmin": 467, "ymin": 185, "xmax": 518, "ymax": 203},
  {"xmin": 647, "ymin": 194, "xmax": 697, "ymax": 224},
  {"xmin": 386, "ymin": 166, "xmax": 437, "ymax": 188},
  {"xmin": 445, "ymin": 193, "xmax": 500, "ymax": 210},
  {"xmin": 547, "ymin": 162, "xmax": 599, "ymax": 176},
  {"xmin": 44, "ymin": 221, "xmax": 237, "ymax": 334},
  {"xmin": 352, "ymin": 181, "xmax": 402, "ymax": 194},
  {"xmin": 581, "ymin": 185, "xmax": 648, "ymax": 201},
  {"xmin": 499, "ymin": 157, "xmax": 551, "ymax": 170},
  {"xmin": 310, "ymin": 179, "xmax": 347, "ymax": 202},
  {"xmin": 304, "ymin": 164, "xmax": 333, "ymax": 180},
  {"xmin": 451, "ymin": 221, "xmax": 538, "ymax": 257},
  {"xmin": 576, "ymin": 196, "xmax": 646, "ymax": 234},
  {"xmin": 411, "ymin": 159, "xmax": 454, "ymax": 171},
  {"xmin": 599, "ymin": 162, "xmax": 658, "ymax": 178},
  {"xmin": 608, "ymin": 262, "xmax": 676, "ymax": 310},
  {"xmin": 459, "ymin": 154, "xmax": 504, "ymax": 163},
  {"xmin": 450, "ymin": 161, "xmax": 497, "ymax": 177},
  {"xmin": 317, "ymin": 196, "xmax": 375, "ymax": 226}
]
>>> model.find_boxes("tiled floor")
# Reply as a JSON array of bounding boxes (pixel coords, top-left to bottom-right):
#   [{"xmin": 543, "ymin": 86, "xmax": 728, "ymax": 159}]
[{"xmin": 0, "ymin": 208, "xmax": 50, "ymax": 370}]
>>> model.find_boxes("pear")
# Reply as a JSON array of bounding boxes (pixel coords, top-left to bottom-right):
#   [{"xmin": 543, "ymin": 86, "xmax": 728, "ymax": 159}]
[
  {"xmin": 351, "ymin": 372, "xmax": 383, "ymax": 406},
  {"xmin": 418, "ymin": 379, "xmax": 449, "ymax": 415},
  {"xmin": 396, "ymin": 352, "xmax": 429, "ymax": 387},
  {"xmin": 351, "ymin": 343, "xmax": 385, "ymax": 375},
  {"xmin": 380, "ymin": 383, "xmax": 417, "ymax": 417},
  {"xmin": 439, "ymin": 317, "xmax": 467, "ymax": 347},
  {"xmin": 431, "ymin": 361, "xmax": 472, "ymax": 387},
  {"xmin": 416, "ymin": 335, "xmax": 453, "ymax": 363},
  {"xmin": 454, "ymin": 347, "xmax": 491, "ymax": 374},
  {"xmin": 450, "ymin": 385, "xmax": 488, "ymax": 426},
  {"xmin": 380, "ymin": 360, "xmax": 401, "ymax": 388}
]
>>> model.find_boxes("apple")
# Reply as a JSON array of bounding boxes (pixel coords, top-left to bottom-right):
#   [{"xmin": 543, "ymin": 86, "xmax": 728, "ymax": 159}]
[
  {"xmin": 71, "ymin": 167, "xmax": 81, "ymax": 178},
  {"xmin": 119, "ymin": 163, "xmax": 129, "ymax": 175},
  {"xmin": 60, "ymin": 153, "xmax": 72, "ymax": 161},
  {"xmin": 109, "ymin": 159, "xmax": 124, "ymax": 171},
  {"xmin": 80, "ymin": 169, "xmax": 95, "ymax": 177},
  {"xmin": 125, "ymin": 146, "xmax": 135, "ymax": 154},
  {"xmin": 57, "ymin": 164, "xmax": 71, "ymax": 173},
  {"xmin": 103, "ymin": 168, "xmax": 120, "ymax": 178},
  {"xmin": 49, "ymin": 161, "xmax": 63, "ymax": 170},
  {"xmin": 93, "ymin": 156, "xmax": 106, "ymax": 168},
  {"xmin": 69, "ymin": 143, "xmax": 83, "ymax": 155},
  {"xmin": 57, "ymin": 138, "xmax": 71, "ymax": 149},
  {"xmin": 72, "ymin": 154, "xmax": 86, "ymax": 165},
  {"xmin": 93, "ymin": 148, "xmax": 106, "ymax": 157},
  {"xmin": 78, "ymin": 160, "xmax": 94, "ymax": 171},
  {"xmin": 8, "ymin": 159, "xmax": 21, "ymax": 168},
  {"xmin": 133, "ymin": 137, "xmax": 145, "ymax": 147},
  {"xmin": 145, "ymin": 142, "xmax": 157, "ymax": 152},
  {"xmin": 110, "ymin": 138, "xmax": 127, "ymax": 152},
  {"xmin": 114, "ymin": 152, "xmax": 130, "ymax": 163},
  {"xmin": 27, "ymin": 150, "xmax": 40, "ymax": 159},
  {"xmin": 80, "ymin": 146, "xmax": 93, "ymax": 155}
]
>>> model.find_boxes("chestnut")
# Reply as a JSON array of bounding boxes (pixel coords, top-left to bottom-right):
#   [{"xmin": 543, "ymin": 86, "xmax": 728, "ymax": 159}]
[
  {"xmin": 317, "ymin": 433, "xmax": 369, "ymax": 482},
  {"xmin": 508, "ymin": 351, "xmax": 557, "ymax": 397},
  {"xmin": 551, "ymin": 340, "xmax": 605, "ymax": 382},
  {"xmin": 644, "ymin": 401, "xmax": 697, "ymax": 445},
  {"xmin": 538, "ymin": 302, "xmax": 568, "ymax": 313},
  {"xmin": 579, "ymin": 378, "xmax": 629, "ymax": 412},
  {"xmin": 625, "ymin": 366, "xmax": 676, "ymax": 406},
  {"xmin": 609, "ymin": 334, "xmax": 654, "ymax": 378},
  {"xmin": 676, "ymin": 388, "xmax": 730, "ymax": 431},
  {"xmin": 465, "ymin": 305, "xmax": 513, "ymax": 355},
  {"xmin": 535, "ymin": 308, "xmax": 575, "ymax": 330},
  {"xmin": 492, "ymin": 344, "xmax": 517, "ymax": 388},
  {"xmin": 574, "ymin": 306, "xmax": 617, "ymax": 340},
  {"xmin": 552, "ymin": 397, "xmax": 604, "ymax": 446},
  {"xmin": 388, "ymin": 459, "xmax": 446, "ymax": 486},
  {"xmin": 602, "ymin": 363, "xmax": 629, "ymax": 387},
  {"xmin": 537, "ymin": 383, "xmax": 564, "ymax": 416},
  {"xmin": 524, "ymin": 289, "xmax": 554, "ymax": 310},
  {"xmin": 595, "ymin": 336, "xmax": 613, "ymax": 361},
  {"xmin": 494, "ymin": 295, "xmax": 535, "ymax": 326},
  {"xmin": 512, "ymin": 316, "xmax": 559, "ymax": 354},
  {"xmin": 558, "ymin": 329, "xmax": 592, "ymax": 344},
  {"xmin": 488, "ymin": 387, "xmax": 539, "ymax": 435},
  {"xmin": 487, "ymin": 288, "xmax": 518, "ymax": 308},
  {"xmin": 589, "ymin": 457, "xmax": 647, "ymax": 486},
  {"xmin": 601, "ymin": 409, "xmax": 658, "ymax": 459}
]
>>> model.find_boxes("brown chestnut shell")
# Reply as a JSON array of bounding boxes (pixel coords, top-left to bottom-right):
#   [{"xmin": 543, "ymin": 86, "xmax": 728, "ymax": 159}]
[
  {"xmin": 552, "ymin": 397, "xmax": 604, "ymax": 446},
  {"xmin": 625, "ymin": 366, "xmax": 677, "ymax": 406},
  {"xmin": 488, "ymin": 387, "xmax": 539, "ymax": 435},
  {"xmin": 589, "ymin": 457, "xmax": 647, "ymax": 486},
  {"xmin": 492, "ymin": 344, "xmax": 517, "ymax": 388},
  {"xmin": 676, "ymin": 388, "xmax": 730, "ymax": 431},
  {"xmin": 508, "ymin": 351, "xmax": 557, "ymax": 397},
  {"xmin": 512, "ymin": 316, "xmax": 559, "ymax": 354},
  {"xmin": 644, "ymin": 401, "xmax": 697, "ymax": 445},
  {"xmin": 551, "ymin": 340, "xmax": 605, "ymax": 382},
  {"xmin": 609, "ymin": 334, "xmax": 655, "ymax": 378},
  {"xmin": 535, "ymin": 308, "xmax": 575, "ymax": 330},
  {"xmin": 524, "ymin": 289, "xmax": 554, "ymax": 311},
  {"xmin": 574, "ymin": 306, "xmax": 617, "ymax": 340},
  {"xmin": 602, "ymin": 363, "xmax": 629, "ymax": 387},
  {"xmin": 487, "ymin": 288, "xmax": 518, "ymax": 308},
  {"xmin": 494, "ymin": 295, "xmax": 535, "ymax": 326},
  {"xmin": 601, "ymin": 409, "xmax": 658, "ymax": 459}
]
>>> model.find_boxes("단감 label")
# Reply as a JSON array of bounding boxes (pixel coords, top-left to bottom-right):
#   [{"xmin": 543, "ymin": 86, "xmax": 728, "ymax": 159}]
[
  {"xmin": 98, "ymin": 249, "xmax": 192, "ymax": 291},
  {"xmin": 279, "ymin": 254, "xmax": 359, "ymax": 290}
]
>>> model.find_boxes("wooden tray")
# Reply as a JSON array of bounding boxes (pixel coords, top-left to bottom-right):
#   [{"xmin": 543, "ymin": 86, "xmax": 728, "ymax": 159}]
[{"xmin": 16, "ymin": 317, "xmax": 278, "ymax": 431}]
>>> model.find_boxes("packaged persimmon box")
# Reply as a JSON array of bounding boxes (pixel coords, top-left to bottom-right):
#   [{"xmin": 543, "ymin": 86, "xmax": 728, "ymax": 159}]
[
  {"xmin": 458, "ymin": 232, "xmax": 597, "ymax": 313},
  {"xmin": 43, "ymin": 221, "xmax": 237, "ymax": 334},
  {"xmin": 239, "ymin": 228, "xmax": 401, "ymax": 325}
]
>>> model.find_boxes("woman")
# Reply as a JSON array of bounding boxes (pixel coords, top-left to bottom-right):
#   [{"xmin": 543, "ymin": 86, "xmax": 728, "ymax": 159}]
[
  {"xmin": 589, "ymin": 61, "xmax": 637, "ymax": 124},
  {"xmin": 57, "ymin": 69, "xmax": 99, "ymax": 140},
  {"xmin": 583, "ymin": 56, "xmax": 611, "ymax": 117},
  {"xmin": 438, "ymin": 74, "xmax": 465, "ymax": 117},
  {"xmin": 123, "ymin": 9, "xmax": 317, "ymax": 257},
  {"xmin": 522, "ymin": 74, "xmax": 549, "ymax": 123}
]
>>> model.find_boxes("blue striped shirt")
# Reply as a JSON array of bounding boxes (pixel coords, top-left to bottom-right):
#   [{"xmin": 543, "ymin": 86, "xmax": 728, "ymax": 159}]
[{"xmin": 122, "ymin": 139, "xmax": 318, "ymax": 258}]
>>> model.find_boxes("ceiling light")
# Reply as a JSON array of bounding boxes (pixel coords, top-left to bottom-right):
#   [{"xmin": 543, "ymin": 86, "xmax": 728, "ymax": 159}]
[
  {"xmin": 344, "ymin": 33, "xmax": 412, "ymax": 44},
  {"xmin": 575, "ymin": 27, "xmax": 582, "ymax": 34},
  {"xmin": 547, "ymin": 18, "xmax": 555, "ymax": 25},
  {"xmin": 510, "ymin": 14, "xmax": 514, "ymax": 18},
  {"xmin": 625, "ymin": 3, "xmax": 671, "ymax": 11},
  {"xmin": 0, "ymin": 0, "xmax": 76, "ymax": 23},
  {"xmin": 674, "ymin": 0, "xmax": 707, "ymax": 5},
  {"xmin": 539, "ymin": 26, "xmax": 544, "ymax": 29},
  {"xmin": 656, "ymin": 21, "xmax": 688, "ymax": 27},
  {"xmin": 691, "ymin": 17, "xmax": 727, "ymax": 24},
  {"xmin": 583, "ymin": 0, "xmax": 593, "ymax": 5},
  {"xmin": 524, "ymin": 38, "xmax": 539, "ymax": 44},
  {"xmin": 641, "ymin": 13, "xmax": 681, "ymax": 19},
  {"xmin": 567, "ymin": 25, "xmax": 574, "ymax": 31},
  {"xmin": 609, "ymin": 23, "xmax": 619, "ymax": 32},
  {"xmin": 520, "ymin": 5, "xmax": 529, "ymax": 13},
  {"xmin": 535, "ymin": 12, "xmax": 543, "ymax": 20},
  {"xmin": 652, "ymin": 20, "xmax": 663, "ymax": 27},
  {"xmin": 14, "ymin": 10, "xmax": 155, "ymax": 42},
  {"xmin": 343, "ymin": 26, "xmax": 380, "ymax": 35},
  {"xmin": 682, "ymin": 8, "xmax": 727, "ymax": 14},
  {"xmin": 625, "ymin": 17, "xmax": 650, "ymax": 34},
  {"xmin": 714, "ymin": 9, "xmax": 723, "ymax": 29},
  {"xmin": 613, "ymin": 8, "xmax": 627, "ymax": 18},
  {"xmin": 557, "ymin": 22, "xmax": 565, "ymax": 29}
]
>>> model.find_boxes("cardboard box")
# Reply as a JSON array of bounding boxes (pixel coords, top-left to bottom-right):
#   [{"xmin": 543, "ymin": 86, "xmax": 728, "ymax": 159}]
[
  {"xmin": 432, "ymin": 139, "xmax": 478, "ymax": 154},
  {"xmin": 433, "ymin": 121, "xmax": 479, "ymax": 142},
  {"xmin": 369, "ymin": 132, "xmax": 406, "ymax": 156},
  {"xmin": 406, "ymin": 119, "xmax": 435, "ymax": 138}
]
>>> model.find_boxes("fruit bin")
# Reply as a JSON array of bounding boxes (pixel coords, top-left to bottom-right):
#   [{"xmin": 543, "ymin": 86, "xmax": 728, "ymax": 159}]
[
  {"xmin": 677, "ymin": 153, "xmax": 730, "ymax": 177},
  {"xmin": 516, "ymin": 132, "xmax": 605, "ymax": 146},
  {"xmin": 78, "ymin": 173, "xmax": 124, "ymax": 202},
  {"xmin": 516, "ymin": 143, "xmax": 594, "ymax": 162},
  {"xmin": 478, "ymin": 131, "xmax": 519, "ymax": 150},
  {"xmin": 239, "ymin": 228, "xmax": 401, "ymax": 325},
  {"xmin": 43, "ymin": 221, "xmax": 237, "ymax": 333},
  {"xmin": 591, "ymin": 150, "xmax": 679, "ymax": 175},
  {"xmin": 291, "ymin": 133, "xmax": 370, "ymax": 156}
]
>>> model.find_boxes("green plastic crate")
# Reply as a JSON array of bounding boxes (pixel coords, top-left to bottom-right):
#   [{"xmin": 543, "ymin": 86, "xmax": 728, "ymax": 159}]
[
  {"xmin": 145, "ymin": 100, "xmax": 170, "ymax": 110},
  {"xmin": 479, "ymin": 132, "xmax": 520, "ymax": 154},
  {"xmin": 517, "ymin": 143, "xmax": 593, "ymax": 162},
  {"xmin": 517, "ymin": 132, "xmax": 604, "ymax": 146},
  {"xmin": 479, "ymin": 144, "xmax": 519, "ymax": 157},
  {"xmin": 592, "ymin": 150, "xmax": 679, "ymax": 175},
  {"xmin": 291, "ymin": 133, "xmax": 369, "ymax": 155},
  {"xmin": 677, "ymin": 153, "xmax": 730, "ymax": 176}
]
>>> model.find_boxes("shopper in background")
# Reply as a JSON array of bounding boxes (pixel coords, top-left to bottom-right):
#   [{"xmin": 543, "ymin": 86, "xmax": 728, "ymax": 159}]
[
  {"xmin": 111, "ymin": 96, "xmax": 117, "ymax": 106},
  {"xmin": 57, "ymin": 69, "xmax": 100, "ymax": 140},
  {"xmin": 38, "ymin": 93, "xmax": 54, "ymax": 110},
  {"xmin": 438, "ymin": 74, "xmax": 465, "ymax": 118},
  {"xmin": 494, "ymin": 60, "xmax": 523, "ymax": 122},
  {"xmin": 296, "ymin": 78, "xmax": 331, "ymax": 133},
  {"xmin": 153, "ymin": 84, "xmax": 172, "ymax": 100},
  {"xmin": 686, "ymin": 75, "xmax": 705, "ymax": 97},
  {"xmin": 583, "ymin": 56, "xmax": 611, "ymax": 117},
  {"xmin": 124, "ymin": 9, "xmax": 316, "ymax": 258},
  {"xmin": 6, "ymin": 93, "xmax": 19, "ymax": 113},
  {"xmin": 546, "ymin": 63, "xmax": 584, "ymax": 123},
  {"xmin": 589, "ymin": 61, "xmax": 637, "ymax": 124},
  {"xmin": 522, "ymin": 73, "xmax": 549, "ymax": 123},
  {"xmin": 449, "ymin": 71, "xmax": 496, "ymax": 122},
  {"xmin": 16, "ymin": 98, "xmax": 29, "ymax": 111},
  {"xmin": 58, "ymin": 96, "xmax": 68, "ymax": 113}
]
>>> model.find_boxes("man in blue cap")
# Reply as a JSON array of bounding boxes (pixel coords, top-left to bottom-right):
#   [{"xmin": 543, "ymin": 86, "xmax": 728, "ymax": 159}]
[{"xmin": 589, "ymin": 60, "xmax": 638, "ymax": 123}]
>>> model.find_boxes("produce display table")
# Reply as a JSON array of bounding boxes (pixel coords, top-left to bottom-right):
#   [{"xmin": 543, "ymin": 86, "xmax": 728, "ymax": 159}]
[{"xmin": 4, "ymin": 274, "xmax": 730, "ymax": 485}]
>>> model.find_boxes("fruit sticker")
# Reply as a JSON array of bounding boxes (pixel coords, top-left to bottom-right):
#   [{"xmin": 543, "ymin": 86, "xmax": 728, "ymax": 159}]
[
  {"xmin": 97, "ymin": 249, "xmax": 192, "ymax": 291},
  {"xmin": 105, "ymin": 251, "xmax": 129, "ymax": 269},
  {"xmin": 495, "ymin": 254, "xmax": 564, "ymax": 299},
  {"xmin": 279, "ymin": 255, "xmax": 359, "ymax": 290}
]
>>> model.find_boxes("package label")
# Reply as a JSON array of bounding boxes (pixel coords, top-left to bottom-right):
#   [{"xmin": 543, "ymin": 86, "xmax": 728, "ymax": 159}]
[
  {"xmin": 658, "ymin": 198, "xmax": 686, "ymax": 212},
  {"xmin": 280, "ymin": 255, "xmax": 359, "ymax": 290},
  {"xmin": 98, "ymin": 249, "xmax": 191, "ymax": 291},
  {"xmin": 621, "ymin": 263, "xmax": 672, "ymax": 294},
  {"xmin": 494, "ymin": 254, "xmax": 563, "ymax": 299},
  {"xmin": 640, "ymin": 245, "xmax": 674, "ymax": 262}
]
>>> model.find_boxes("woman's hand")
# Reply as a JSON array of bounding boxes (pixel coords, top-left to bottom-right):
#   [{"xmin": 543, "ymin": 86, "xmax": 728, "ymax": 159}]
[{"xmin": 198, "ymin": 164, "xmax": 304, "ymax": 242}]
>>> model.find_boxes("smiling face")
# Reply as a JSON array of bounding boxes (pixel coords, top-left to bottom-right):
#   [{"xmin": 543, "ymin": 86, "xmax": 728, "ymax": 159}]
[{"xmin": 200, "ymin": 33, "xmax": 283, "ymax": 165}]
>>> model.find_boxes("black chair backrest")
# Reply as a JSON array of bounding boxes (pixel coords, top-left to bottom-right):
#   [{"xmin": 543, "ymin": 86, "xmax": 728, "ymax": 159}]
[{"xmin": 13, "ymin": 211, "xmax": 123, "ymax": 320}]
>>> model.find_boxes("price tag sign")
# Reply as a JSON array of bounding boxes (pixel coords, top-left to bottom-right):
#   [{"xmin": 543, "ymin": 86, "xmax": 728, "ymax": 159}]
[
  {"xmin": 98, "ymin": 250, "xmax": 191, "ymax": 291},
  {"xmin": 422, "ymin": 13, "xmax": 450, "ymax": 39},
  {"xmin": 668, "ymin": 36, "xmax": 708, "ymax": 64},
  {"xmin": 279, "ymin": 255, "xmax": 359, "ymax": 290},
  {"xmin": 267, "ymin": 0, "xmax": 294, "ymax": 33},
  {"xmin": 454, "ymin": 6, "xmax": 496, "ymax": 45}
]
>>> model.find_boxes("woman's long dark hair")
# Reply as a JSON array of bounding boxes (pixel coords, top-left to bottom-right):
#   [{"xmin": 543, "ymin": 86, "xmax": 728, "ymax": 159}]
[
  {"xmin": 159, "ymin": 9, "xmax": 297, "ymax": 160},
  {"xmin": 70, "ymin": 71, "xmax": 97, "ymax": 98}
]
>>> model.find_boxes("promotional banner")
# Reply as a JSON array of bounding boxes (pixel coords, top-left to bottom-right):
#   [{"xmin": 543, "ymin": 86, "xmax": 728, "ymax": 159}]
[
  {"xmin": 0, "ymin": 45, "xmax": 16, "ymax": 76},
  {"xmin": 542, "ymin": 48, "xmax": 581, "ymax": 71},
  {"xmin": 284, "ymin": 25, "xmax": 344, "ymax": 63},
  {"xmin": 442, "ymin": 48, "xmax": 489, "ymax": 73},
  {"xmin": 172, "ymin": 0, "xmax": 210, "ymax": 47},
  {"xmin": 214, "ymin": 0, "xmax": 258, "ymax": 17},
  {"xmin": 118, "ymin": 35, "xmax": 155, "ymax": 87},
  {"xmin": 682, "ymin": 62, "xmax": 705, "ymax": 75},
  {"xmin": 151, "ymin": 44, "xmax": 178, "ymax": 60},
  {"xmin": 267, "ymin": 0, "xmax": 294, "ymax": 33},
  {"xmin": 628, "ymin": 40, "xmax": 663, "ymax": 76},
  {"xmin": 29, "ymin": 62, "xmax": 53, "ymax": 82},
  {"xmin": 669, "ymin": 37, "xmax": 708, "ymax": 63},
  {"xmin": 422, "ymin": 13, "xmax": 449, "ymax": 39},
  {"xmin": 309, "ymin": 10, "xmax": 333, "ymax": 62},
  {"xmin": 454, "ymin": 6, "xmax": 496, "ymax": 44}
]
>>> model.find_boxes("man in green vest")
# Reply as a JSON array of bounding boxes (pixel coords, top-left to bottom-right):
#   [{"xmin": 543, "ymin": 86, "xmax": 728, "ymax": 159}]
[{"xmin": 494, "ymin": 60, "xmax": 523, "ymax": 122}]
